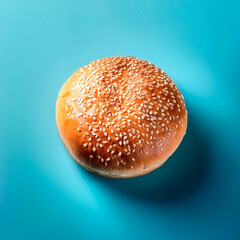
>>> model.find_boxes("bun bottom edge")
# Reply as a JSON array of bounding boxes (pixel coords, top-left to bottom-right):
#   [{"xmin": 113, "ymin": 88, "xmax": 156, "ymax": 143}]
[{"xmin": 72, "ymin": 155, "xmax": 167, "ymax": 179}]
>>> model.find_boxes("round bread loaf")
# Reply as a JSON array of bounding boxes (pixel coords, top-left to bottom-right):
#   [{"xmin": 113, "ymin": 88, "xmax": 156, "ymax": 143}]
[{"xmin": 56, "ymin": 56, "xmax": 187, "ymax": 178}]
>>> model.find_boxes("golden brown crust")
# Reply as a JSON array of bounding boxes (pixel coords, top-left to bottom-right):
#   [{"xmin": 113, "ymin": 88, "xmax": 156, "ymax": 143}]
[{"xmin": 56, "ymin": 56, "xmax": 187, "ymax": 178}]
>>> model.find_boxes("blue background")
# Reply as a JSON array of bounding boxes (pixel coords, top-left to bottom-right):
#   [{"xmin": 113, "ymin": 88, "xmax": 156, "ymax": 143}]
[{"xmin": 1, "ymin": 0, "xmax": 240, "ymax": 239}]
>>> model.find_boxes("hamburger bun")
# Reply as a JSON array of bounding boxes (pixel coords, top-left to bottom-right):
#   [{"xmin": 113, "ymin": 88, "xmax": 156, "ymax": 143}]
[{"xmin": 56, "ymin": 56, "xmax": 187, "ymax": 178}]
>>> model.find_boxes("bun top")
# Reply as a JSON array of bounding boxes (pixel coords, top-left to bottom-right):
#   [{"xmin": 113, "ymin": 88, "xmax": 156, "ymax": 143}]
[{"xmin": 56, "ymin": 56, "xmax": 187, "ymax": 178}]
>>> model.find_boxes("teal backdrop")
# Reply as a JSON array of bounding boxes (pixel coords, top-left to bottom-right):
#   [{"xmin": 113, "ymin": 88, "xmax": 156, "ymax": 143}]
[{"xmin": 0, "ymin": 0, "xmax": 240, "ymax": 239}]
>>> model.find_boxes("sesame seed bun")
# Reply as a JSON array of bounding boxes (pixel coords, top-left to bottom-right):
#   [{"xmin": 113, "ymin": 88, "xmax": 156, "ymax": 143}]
[{"xmin": 56, "ymin": 56, "xmax": 187, "ymax": 178}]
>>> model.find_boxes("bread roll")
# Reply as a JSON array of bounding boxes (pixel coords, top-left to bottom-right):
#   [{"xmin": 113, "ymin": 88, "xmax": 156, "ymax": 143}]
[{"xmin": 56, "ymin": 56, "xmax": 187, "ymax": 178}]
